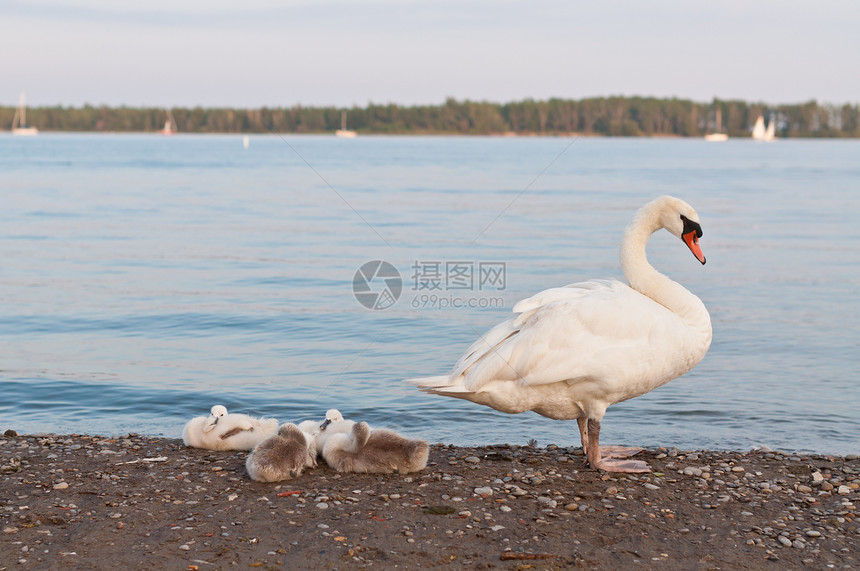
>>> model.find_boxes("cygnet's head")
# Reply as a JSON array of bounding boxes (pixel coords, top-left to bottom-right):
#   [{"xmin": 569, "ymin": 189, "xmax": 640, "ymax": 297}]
[
  {"xmin": 320, "ymin": 409, "xmax": 344, "ymax": 431},
  {"xmin": 204, "ymin": 405, "xmax": 228, "ymax": 432}
]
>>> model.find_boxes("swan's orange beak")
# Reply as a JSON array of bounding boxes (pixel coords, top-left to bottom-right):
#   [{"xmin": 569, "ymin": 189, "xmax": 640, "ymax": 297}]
[{"xmin": 683, "ymin": 231, "xmax": 706, "ymax": 265}]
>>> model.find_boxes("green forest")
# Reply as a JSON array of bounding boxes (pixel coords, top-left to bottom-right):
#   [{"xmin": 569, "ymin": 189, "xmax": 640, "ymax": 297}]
[{"xmin": 2, "ymin": 97, "xmax": 859, "ymax": 137}]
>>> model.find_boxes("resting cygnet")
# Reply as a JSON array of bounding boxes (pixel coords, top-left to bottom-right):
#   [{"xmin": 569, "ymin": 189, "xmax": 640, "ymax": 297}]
[
  {"xmin": 297, "ymin": 409, "xmax": 355, "ymax": 456},
  {"xmin": 245, "ymin": 423, "xmax": 317, "ymax": 482},
  {"xmin": 182, "ymin": 405, "xmax": 279, "ymax": 451},
  {"xmin": 322, "ymin": 422, "xmax": 429, "ymax": 474}
]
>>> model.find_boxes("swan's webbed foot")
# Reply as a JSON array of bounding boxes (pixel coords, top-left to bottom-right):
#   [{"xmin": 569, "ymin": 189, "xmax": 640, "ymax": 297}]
[
  {"xmin": 595, "ymin": 457, "xmax": 650, "ymax": 473},
  {"xmin": 584, "ymin": 418, "xmax": 650, "ymax": 473},
  {"xmin": 599, "ymin": 445, "xmax": 644, "ymax": 459}
]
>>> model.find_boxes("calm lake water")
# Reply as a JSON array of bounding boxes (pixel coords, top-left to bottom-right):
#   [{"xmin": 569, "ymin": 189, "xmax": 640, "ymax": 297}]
[{"xmin": 1, "ymin": 133, "xmax": 858, "ymax": 454}]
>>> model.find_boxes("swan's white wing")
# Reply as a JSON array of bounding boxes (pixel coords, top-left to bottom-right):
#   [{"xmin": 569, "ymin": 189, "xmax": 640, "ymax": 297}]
[
  {"xmin": 446, "ymin": 279, "xmax": 619, "ymax": 380},
  {"xmin": 455, "ymin": 279, "xmax": 685, "ymax": 394}
]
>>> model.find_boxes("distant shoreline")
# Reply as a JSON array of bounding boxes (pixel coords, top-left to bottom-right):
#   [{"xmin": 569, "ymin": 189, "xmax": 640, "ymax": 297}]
[{"xmin": 2, "ymin": 97, "xmax": 858, "ymax": 138}]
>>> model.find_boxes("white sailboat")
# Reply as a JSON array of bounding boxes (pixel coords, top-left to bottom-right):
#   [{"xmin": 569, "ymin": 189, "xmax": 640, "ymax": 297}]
[
  {"xmin": 10, "ymin": 92, "xmax": 38, "ymax": 136},
  {"xmin": 161, "ymin": 109, "xmax": 177, "ymax": 135},
  {"xmin": 335, "ymin": 110, "xmax": 357, "ymax": 138},
  {"xmin": 751, "ymin": 115, "xmax": 766, "ymax": 139},
  {"xmin": 751, "ymin": 114, "xmax": 775, "ymax": 141}
]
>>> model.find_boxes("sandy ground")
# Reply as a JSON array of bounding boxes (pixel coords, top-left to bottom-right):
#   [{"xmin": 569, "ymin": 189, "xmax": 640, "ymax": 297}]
[{"xmin": 1, "ymin": 431, "xmax": 858, "ymax": 570}]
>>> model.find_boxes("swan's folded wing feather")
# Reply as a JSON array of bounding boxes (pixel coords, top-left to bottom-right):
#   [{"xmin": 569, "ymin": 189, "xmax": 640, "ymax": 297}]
[
  {"xmin": 449, "ymin": 280, "xmax": 621, "ymax": 381},
  {"xmin": 461, "ymin": 281, "xmax": 679, "ymax": 392},
  {"xmin": 449, "ymin": 317, "xmax": 520, "ymax": 379}
]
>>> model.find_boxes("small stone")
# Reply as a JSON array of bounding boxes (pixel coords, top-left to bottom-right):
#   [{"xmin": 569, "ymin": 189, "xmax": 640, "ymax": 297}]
[
  {"xmin": 499, "ymin": 505, "xmax": 512, "ymax": 512},
  {"xmin": 490, "ymin": 525, "xmax": 505, "ymax": 531},
  {"xmin": 811, "ymin": 472, "xmax": 824, "ymax": 483},
  {"xmin": 474, "ymin": 487, "xmax": 493, "ymax": 498},
  {"xmin": 805, "ymin": 530, "xmax": 821, "ymax": 538},
  {"xmin": 605, "ymin": 486, "xmax": 619, "ymax": 495},
  {"xmin": 643, "ymin": 483, "xmax": 660, "ymax": 491},
  {"xmin": 845, "ymin": 454, "xmax": 858, "ymax": 461},
  {"xmin": 731, "ymin": 466, "xmax": 745, "ymax": 473},
  {"xmin": 537, "ymin": 497, "xmax": 557, "ymax": 508},
  {"xmin": 778, "ymin": 537, "xmax": 792, "ymax": 547},
  {"xmin": 821, "ymin": 482, "xmax": 834, "ymax": 492},
  {"xmin": 179, "ymin": 544, "xmax": 191, "ymax": 551},
  {"xmin": 464, "ymin": 456, "xmax": 481, "ymax": 464},
  {"xmin": 797, "ymin": 485, "xmax": 812, "ymax": 493},
  {"xmin": 3, "ymin": 526, "xmax": 18, "ymax": 534},
  {"xmin": 53, "ymin": 482, "xmax": 69, "ymax": 490},
  {"xmin": 838, "ymin": 485, "xmax": 851, "ymax": 495},
  {"xmin": 316, "ymin": 502, "xmax": 329, "ymax": 509},
  {"xmin": 564, "ymin": 503, "xmax": 579, "ymax": 511}
]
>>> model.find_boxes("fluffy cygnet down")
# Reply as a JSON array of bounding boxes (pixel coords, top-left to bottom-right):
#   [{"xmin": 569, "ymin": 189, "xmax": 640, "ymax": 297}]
[
  {"xmin": 297, "ymin": 409, "xmax": 356, "ymax": 456},
  {"xmin": 245, "ymin": 423, "xmax": 317, "ymax": 483},
  {"xmin": 182, "ymin": 405, "xmax": 278, "ymax": 451},
  {"xmin": 322, "ymin": 421, "xmax": 429, "ymax": 474}
]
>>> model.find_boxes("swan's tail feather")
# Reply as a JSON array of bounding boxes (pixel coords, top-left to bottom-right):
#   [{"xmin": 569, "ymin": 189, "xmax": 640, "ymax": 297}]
[
  {"xmin": 405, "ymin": 375, "xmax": 474, "ymax": 396},
  {"xmin": 432, "ymin": 385, "xmax": 472, "ymax": 394},
  {"xmin": 404, "ymin": 375, "xmax": 450, "ymax": 389}
]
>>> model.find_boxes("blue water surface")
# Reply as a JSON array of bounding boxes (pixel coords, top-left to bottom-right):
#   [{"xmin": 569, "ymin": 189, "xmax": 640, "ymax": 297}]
[{"xmin": 1, "ymin": 133, "xmax": 858, "ymax": 454}]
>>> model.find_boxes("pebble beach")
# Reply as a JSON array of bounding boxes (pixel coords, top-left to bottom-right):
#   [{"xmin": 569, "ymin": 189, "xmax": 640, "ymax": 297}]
[{"xmin": 1, "ymin": 431, "xmax": 858, "ymax": 569}]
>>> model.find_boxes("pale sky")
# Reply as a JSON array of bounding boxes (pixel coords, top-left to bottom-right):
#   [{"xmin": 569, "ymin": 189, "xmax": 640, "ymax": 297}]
[{"xmin": 4, "ymin": 0, "xmax": 859, "ymax": 108}]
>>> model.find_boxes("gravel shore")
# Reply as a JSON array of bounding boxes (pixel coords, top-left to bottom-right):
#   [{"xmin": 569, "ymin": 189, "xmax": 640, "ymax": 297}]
[{"xmin": 1, "ymin": 432, "xmax": 858, "ymax": 569}]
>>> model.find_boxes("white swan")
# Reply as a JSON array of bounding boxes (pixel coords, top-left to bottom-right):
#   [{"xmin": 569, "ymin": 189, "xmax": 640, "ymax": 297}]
[
  {"xmin": 406, "ymin": 196, "xmax": 712, "ymax": 473},
  {"xmin": 297, "ymin": 409, "xmax": 356, "ymax": 456},
  {"xmin": 182, "ymin": 405, "xmax": 279, "ymax": 451},
  {"xmin": 245, "ymin": 423, "xmax": 317, "ymax": 482},
  {"xmin": 322, "ymin": 422, "xmax": 429, "ymax": 474}
]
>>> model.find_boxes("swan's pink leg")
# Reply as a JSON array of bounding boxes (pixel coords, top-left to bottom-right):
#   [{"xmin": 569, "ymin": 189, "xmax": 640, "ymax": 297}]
[
  {"xmin": 578, "ymin": 418, "xmax": 643, "ymax": 462},
  {"xmin": 586, "ymin": 419, "xmax": 649, "ymax": 473},
  {"xmin": 577, "ymin": 417, "xmax": 589, "ymax": 447}
]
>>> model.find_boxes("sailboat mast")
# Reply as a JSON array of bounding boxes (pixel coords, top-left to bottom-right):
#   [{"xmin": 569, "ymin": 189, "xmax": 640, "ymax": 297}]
[
  {"xmin": 341, "ymin": 110, "xmax": 347, "ymax": 131},
  {"xmin": 19, "ymin": 92, "xmax": 27, "ymax": 127}
]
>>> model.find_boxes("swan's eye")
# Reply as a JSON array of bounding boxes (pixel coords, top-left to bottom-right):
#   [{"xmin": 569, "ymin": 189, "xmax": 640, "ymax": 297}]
[{"xmin": 680, "ymin": 215, "xmax": 703, "ymax": 238}]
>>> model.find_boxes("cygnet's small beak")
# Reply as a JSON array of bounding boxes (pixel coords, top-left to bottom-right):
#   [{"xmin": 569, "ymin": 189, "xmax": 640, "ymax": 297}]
[
  {"xmin": 320, "ymin": 418, "xmax": 332, "ymax": 431},
  {"xmin": 202, "ymin": 416, "xmax": 219, "ymax": 433}
]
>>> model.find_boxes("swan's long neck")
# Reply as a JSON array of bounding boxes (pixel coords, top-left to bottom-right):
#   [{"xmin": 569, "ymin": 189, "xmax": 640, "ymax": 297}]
[{"xmin": 620, "ymin": 208, "xmax": 711, "ymax": 339}]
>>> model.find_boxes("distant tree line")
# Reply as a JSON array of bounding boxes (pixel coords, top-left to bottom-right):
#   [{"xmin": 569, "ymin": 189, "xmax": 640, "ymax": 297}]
[{"xmin": 2, "ymin": 97, "xmax": 858, "ymax": 137}]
